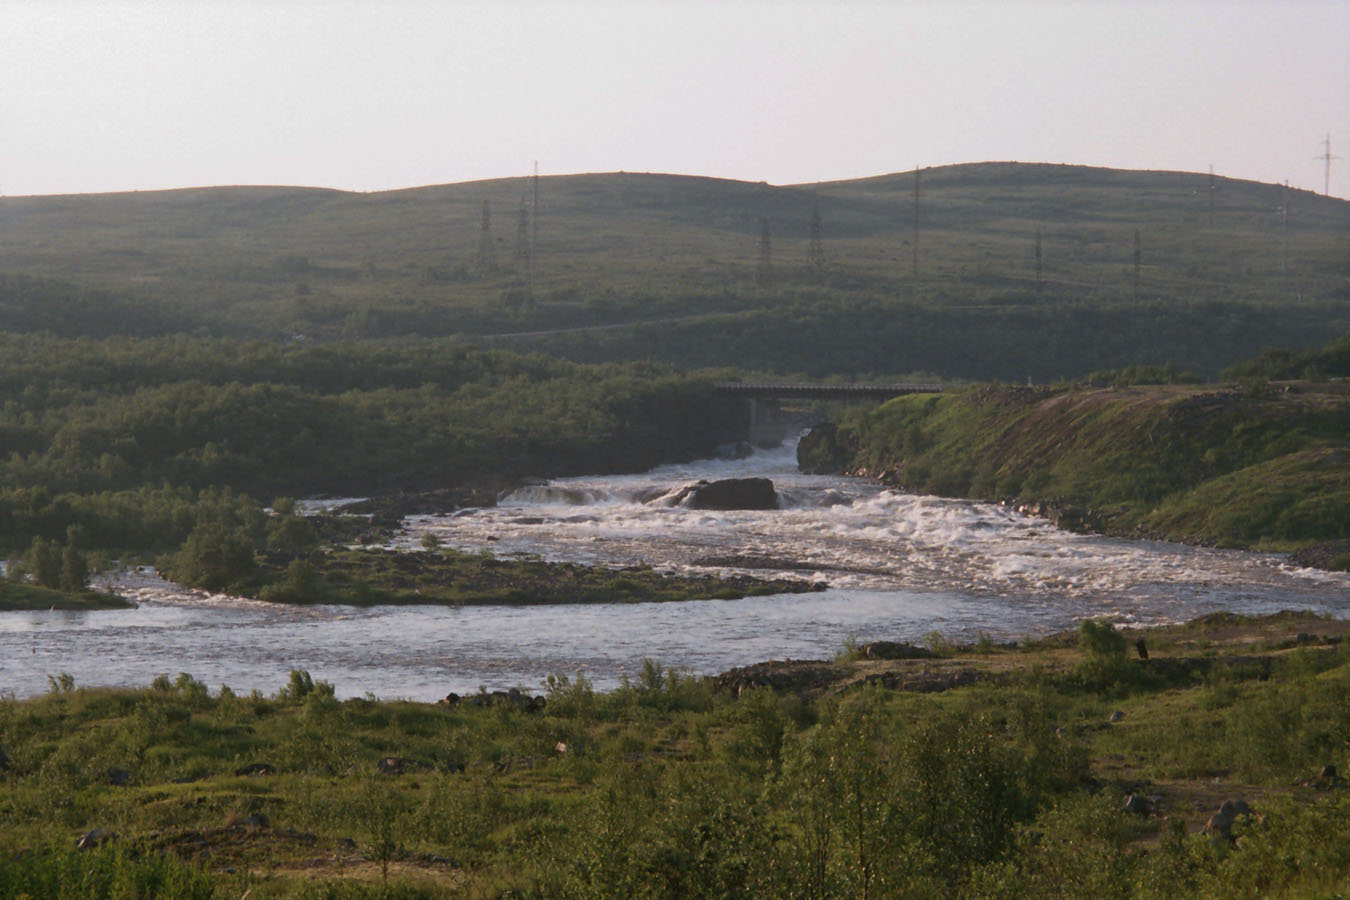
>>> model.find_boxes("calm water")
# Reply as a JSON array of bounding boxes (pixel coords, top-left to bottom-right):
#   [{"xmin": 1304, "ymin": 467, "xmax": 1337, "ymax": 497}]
[{"xmin": 4, "ymin": 440, "xmax": 1346, "ymax": 700}]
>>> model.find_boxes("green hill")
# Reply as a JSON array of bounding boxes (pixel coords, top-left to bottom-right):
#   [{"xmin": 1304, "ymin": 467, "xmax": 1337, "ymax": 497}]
[{"xmin": 2, "ymin": 163, "xmax": 1347, "ymax": 379}]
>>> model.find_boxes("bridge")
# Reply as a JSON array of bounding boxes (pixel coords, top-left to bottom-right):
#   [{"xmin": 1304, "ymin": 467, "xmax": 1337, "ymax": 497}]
[
  {"xmin": 712, "ymin": 382, "xmax": 943, "ymax": 444},
  {"xmin": 712, "ymin": 382, "xmax": 943, "ymax": 400}
]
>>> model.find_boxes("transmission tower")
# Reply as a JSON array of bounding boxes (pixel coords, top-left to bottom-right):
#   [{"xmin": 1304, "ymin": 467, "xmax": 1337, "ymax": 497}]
[
  {"xmin": 1132, "ymin": 228, "xmax": 1142, "ymax": 302},
  {"xmin": 514, "ymin": 197, "xmax": 531, "ymax": 263},
  {"xmin": 1208, "ymin": 165, "xmax": 1216, "ymax": 228},
  {"xmin": 911, "ymin": 167, "xmax": 921, "ymax": 277},
  {"xmin": 530, "ymin": 161, "xmax": 539, "ymax": 290},
  {"xmin": 1317, "ymin": 134, "xmax": 1340, "ymax": 196},
  {"xmin": 756, "ymin": 218, "xmax": 773, "ymax": 287},
  {"xmin": 476, "ymin": 199, "xmax": 495, "ymax": 273},
  {"xmin": 1034, "ymin": 228, "xmax": 1043, "ymax": 292},
  {"xmin": 1280, "ymin": 180, "xmax": 1290, "ymax": 277},
  {"xmin": 807, "ymin": 204, "xmax": 825, "ymax": 275}
]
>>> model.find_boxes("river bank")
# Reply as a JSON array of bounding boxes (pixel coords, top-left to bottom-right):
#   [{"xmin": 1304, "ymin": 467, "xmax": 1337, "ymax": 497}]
[
  {"xmin": 3, "ymin": 610, "xmax": 1347, "ymax": 900},
  {"xmin": 798, "ymin": 379, "xmax": 1350, "ymax": 564}
]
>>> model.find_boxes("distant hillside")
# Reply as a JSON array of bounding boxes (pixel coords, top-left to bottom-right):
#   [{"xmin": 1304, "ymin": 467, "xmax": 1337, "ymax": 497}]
[{"xmin": 2, "ymin": 163, "xmax": 1347, "ymax": 379}]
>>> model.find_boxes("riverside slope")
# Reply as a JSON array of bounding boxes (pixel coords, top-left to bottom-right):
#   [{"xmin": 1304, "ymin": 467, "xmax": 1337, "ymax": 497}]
[{"xmin": 798, "ymin": 380, "xmax": 1350, "ymax": 561}]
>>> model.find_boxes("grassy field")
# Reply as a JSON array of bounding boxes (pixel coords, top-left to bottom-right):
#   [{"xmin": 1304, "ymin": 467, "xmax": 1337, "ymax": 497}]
[
  {"xmin": 1, "ymin": 612, "xmax": 1347, "ymax": 899},
  {"xmin": 2, "ymin": 163, "xmax": 1346, "ymax": 379}
]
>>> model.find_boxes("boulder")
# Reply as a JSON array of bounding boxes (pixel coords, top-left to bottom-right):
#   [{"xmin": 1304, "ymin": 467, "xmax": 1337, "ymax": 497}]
[
  {"xmin": 675, "ymin": 478, "xmax": 778, "ymax": 510},
  {"xmin": 862, "ymin": 641, "xmax": 937, "ymax": 661},
  {"xmin": 1205, "ymin": 799, "xmax": 1255, "ymax": 841},
  {"xmin": 377, "ymin": 757, "xmax": 407, "ymax": 775},
  {"xmin": 104, "ymin": 767, "xmax": 134, "ymax": 787},
  {"xmin": 1122, "ymin": 794, "xmax": 1152, "ymax": 816},
  {"xmin": 76, "ymin": 828, "xmax": 112, "ymax": 850}
]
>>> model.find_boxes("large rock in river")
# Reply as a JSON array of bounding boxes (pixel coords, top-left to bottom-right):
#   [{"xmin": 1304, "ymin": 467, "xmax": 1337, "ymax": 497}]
[
  {"xmin": 796, "ymin": 423, "xmax": 857, "ymax": 474},
  {"xmin": 671, "ymin": 478, "xmax": 779, "ymax": 510}
]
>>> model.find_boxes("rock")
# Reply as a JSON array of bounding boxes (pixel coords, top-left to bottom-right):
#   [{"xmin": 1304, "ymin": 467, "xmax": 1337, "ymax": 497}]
[
  {"xmin": 1205, "ymin": 799, "xmax": 1255, "ymax": 841},
  {"xmin": 75, "ymin": 828, "xmax": 112, "ymax": 850},
  {"xmin": 1109, "ymin": 710, "xmax": 1125, "ymax": 723},
  {"xmin": 555, "ymin": 742, "xmax": 568, "ymax": 755},
  {"xmin": 715, "ymin": 441, "xmax": 755, "ymax": 460},
  {"xmin": 105, "ymin": 767, "xmax": 134, "ymax": 786},
  {"xmin": 235, "ymin": 762, "xmax": 276, "ymax": 777},
  {"xmin": 1123, "ymin": 794, "xmax": 1152, "ymax": 816},
  {"xmin": 464, "ymin": 689, "xmax": 546, "ymax": 712},
  {"xmin": 796, "ymin": 423, "xmax": 857, "ymax": 474},
  {"xmin": 680, "ymin": 478, "xmax": 779, "ymax": 510},
  {"xmin": 378, "ymin": 756, "xmax": 430, "ymax": 775},
  {"xmin": 862, "ymin": 641, "xmax": 937, "ymax": 660}
]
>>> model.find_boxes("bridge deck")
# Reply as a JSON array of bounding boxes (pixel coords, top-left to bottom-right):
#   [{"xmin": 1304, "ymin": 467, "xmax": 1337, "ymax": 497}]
[{"xmin": 712, "ymin": 382, "xmax": 943, "ymax": 399}]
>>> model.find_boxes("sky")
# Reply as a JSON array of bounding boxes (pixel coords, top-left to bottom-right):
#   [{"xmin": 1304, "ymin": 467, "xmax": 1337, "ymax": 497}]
[{"xmin": 2, "ymin": 0, "xmax": 1348, "ymax": 198}]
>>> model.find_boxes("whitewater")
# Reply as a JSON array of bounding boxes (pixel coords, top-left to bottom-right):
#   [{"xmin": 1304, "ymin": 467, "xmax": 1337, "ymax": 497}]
[{"xmin": 3, "ymin": 439, "xmax": 1346, "ymax": 700}]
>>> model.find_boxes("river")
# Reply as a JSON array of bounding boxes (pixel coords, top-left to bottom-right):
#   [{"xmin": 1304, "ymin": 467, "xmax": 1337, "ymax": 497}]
[{"xmin": 3, "ymin": 439, "xmax": 1346, "ymax": 700}]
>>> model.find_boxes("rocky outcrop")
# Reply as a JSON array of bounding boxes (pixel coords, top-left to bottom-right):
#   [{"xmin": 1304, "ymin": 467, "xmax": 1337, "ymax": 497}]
[{"xmin": 796, "ymin": 423, "xmax": 858, "ymax": 474}]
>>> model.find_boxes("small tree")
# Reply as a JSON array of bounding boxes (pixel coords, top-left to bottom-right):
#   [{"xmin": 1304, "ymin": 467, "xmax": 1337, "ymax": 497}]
[
  {"xmin": 58, "ymin": 544, "xmax": 88, "ymax": 592},
  {"xmin": 22, "ymin": 537, "xmax": 62, "ymax": 589}
]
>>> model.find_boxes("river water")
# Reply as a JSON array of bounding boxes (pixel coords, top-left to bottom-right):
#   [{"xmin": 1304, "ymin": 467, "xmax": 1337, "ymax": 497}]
[{"xmin": 3, "ymin": 440, "xmax": 1346, "ymax": 700}]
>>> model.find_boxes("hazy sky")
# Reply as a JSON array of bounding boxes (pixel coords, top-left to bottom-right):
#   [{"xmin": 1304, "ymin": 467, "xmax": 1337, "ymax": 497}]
[{"xmin": 3, "ymin": 0, "xmax": 1348, "ymax": 198}]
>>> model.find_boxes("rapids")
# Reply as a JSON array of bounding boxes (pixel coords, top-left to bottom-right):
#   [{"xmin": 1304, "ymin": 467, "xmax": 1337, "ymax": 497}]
[{"xmin": 3, "ymin": 439, "xmax": 1346, "ymax": 700}]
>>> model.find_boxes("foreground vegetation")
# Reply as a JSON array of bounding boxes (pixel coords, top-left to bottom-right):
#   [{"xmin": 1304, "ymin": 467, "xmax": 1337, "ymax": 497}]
[
  {"xmin": 2, "ymin": 612, "xmax": 1347, "ymax": 898},
  {"xmin": 800, "ymin": 338, "xmax": 1350, "ymax": 552}
]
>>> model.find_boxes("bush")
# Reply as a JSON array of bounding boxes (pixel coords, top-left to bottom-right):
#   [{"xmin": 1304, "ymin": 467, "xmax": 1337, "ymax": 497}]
[{"xmin": 1078, "ymin": 619, "xmax": 1126, "ymax": 660}]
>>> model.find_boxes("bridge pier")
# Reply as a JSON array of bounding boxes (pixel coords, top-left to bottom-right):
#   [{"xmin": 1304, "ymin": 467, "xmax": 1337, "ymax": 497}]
[{"xmin": 747, "ymin": 397, "xmax": 785, "ymax": 447}]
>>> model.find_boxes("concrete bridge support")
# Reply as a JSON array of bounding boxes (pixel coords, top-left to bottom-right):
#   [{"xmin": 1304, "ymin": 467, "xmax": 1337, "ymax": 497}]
[{"xmin": 747, "ymin": 397, "xmax": 786, "ymax": 446}]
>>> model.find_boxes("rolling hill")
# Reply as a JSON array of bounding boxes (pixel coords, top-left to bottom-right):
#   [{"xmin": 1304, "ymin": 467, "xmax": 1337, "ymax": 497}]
[{"xmin": 2, "ymin": 163, "xmax": 1346, "ymax": 379}]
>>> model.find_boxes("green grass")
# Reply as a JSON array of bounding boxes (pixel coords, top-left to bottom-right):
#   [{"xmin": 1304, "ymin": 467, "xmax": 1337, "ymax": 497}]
[
  {"xmin": 0, "ymin": 581, "xmax": 134, "ymax": 611},
  {"xmin": 1, "ymin": 613, "xmax": 1347, "ymax": 898}
]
